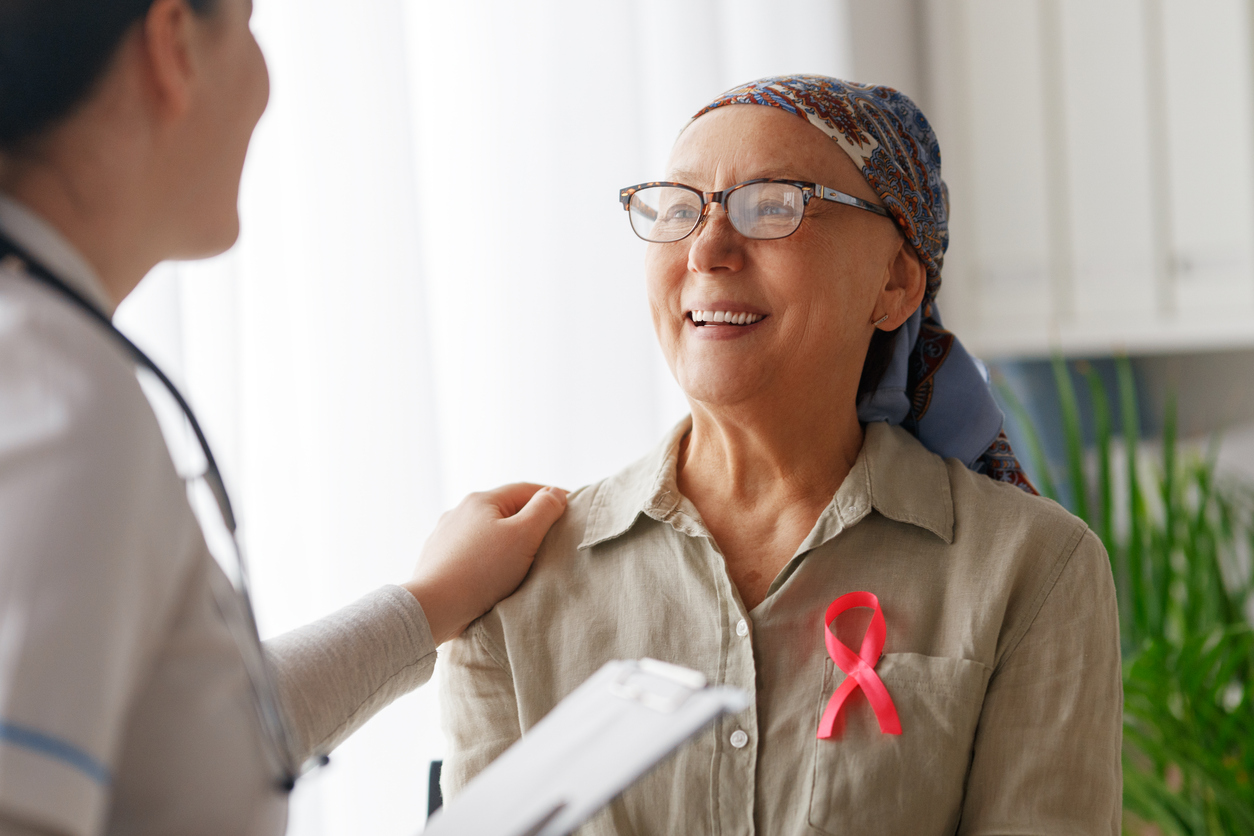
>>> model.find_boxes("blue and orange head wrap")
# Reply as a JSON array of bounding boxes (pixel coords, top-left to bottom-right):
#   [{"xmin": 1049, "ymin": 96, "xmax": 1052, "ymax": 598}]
[{"xmin": 691, "ymin": 75, "xmax": 1034, "ymax": 493}]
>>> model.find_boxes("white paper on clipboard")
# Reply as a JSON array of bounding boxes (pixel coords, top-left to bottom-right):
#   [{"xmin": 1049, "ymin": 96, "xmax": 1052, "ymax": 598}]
[{"xmin": 425, "ymin": 658, "xmax": 750, "ymax": 836}]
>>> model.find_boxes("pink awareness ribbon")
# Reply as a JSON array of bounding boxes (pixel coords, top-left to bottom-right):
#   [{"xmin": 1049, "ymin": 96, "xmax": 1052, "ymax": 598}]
[{"xmin": 817, "ymin": 591, "xmax": 902, "ymax": 739}]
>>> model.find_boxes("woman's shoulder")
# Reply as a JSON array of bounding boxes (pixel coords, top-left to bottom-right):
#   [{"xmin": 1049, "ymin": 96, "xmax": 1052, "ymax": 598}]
[
  {"xmin": 492, "ymin": 448, "xmax": 666, "ymax": 620},
  {"xmin": 0, "ymin": 272, "xmax": 158, "ymax": 452},
  {"xmin": 534, "ymin": 481, "xmax": 600, "ymax": 556},
  {"xmin": 945, "ymin": 454, "xmax": 1091, "ymax": 547},
  {"xmin": 940, "ymin": 450, "xmax": 1111, "ymax": 638},
  {"xmin": 0, "ymin": 272, "xmax": 198, "ymax": 571},
  {"xmin": 532, "ymin": 443, "xmax": 668, "ymax": 557},
  {"xmin": 868, "ymin": 423, "xmax": 1092, "ymax": 560}
]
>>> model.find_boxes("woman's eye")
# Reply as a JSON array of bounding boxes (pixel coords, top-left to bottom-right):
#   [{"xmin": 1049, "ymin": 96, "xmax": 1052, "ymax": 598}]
[
  {"xmin": 663, "ymin": 205, "xmax": 699, "ymax": 221},
  {"xmin": 755, "ymin": 201, "xmax": 791, "ymax": 217}
]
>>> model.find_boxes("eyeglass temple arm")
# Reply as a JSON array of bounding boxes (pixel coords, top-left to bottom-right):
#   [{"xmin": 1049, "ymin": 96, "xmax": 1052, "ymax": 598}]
[{"xmin": 815, "ymin": 185, "xmax": 891, "ymax": 218}]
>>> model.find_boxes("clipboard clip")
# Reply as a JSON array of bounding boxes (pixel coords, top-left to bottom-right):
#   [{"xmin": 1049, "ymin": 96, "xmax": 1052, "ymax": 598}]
[{"xmin": 607, "ymin": 657, "xmax": 708, "ymax": 714}]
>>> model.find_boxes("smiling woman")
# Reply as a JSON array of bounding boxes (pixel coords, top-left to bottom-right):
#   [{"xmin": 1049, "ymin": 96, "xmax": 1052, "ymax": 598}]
[{"xmin": 441, "ymin": 75, "xmax": 1124, "ymax": 835}]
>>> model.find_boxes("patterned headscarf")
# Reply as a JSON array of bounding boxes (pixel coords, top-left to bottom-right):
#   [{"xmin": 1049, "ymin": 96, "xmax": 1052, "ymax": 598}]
[{"xmin": 691, "ymin": 75, "xmax": 1034, "ymax": 493}]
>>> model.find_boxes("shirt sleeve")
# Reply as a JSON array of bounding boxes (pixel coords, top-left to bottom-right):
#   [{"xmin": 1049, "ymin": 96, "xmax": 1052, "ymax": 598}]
[
  {"xmin": 0, "ymin": 814, "xmax": 64, "ymax": 836},
  {"xmin": 438, "ymin": 614, "xmax": 523, "ymax": 800},
  {"xmin": 957, "ymin": 528, "xmax": 1123, "ymax": 835},
  {"xmin": 263, "ymin": 584, "xmax": 437, "ymax": 764}
]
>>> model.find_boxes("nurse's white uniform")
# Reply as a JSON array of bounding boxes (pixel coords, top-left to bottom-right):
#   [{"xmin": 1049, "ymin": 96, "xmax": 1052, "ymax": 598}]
[{"xmin": 0, "ymin": 196, "xmax": 437, "ymax": 836}]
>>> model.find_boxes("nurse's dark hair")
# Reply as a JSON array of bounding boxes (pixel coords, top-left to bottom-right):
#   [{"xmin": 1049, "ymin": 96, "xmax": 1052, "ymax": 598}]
[{"xmin": 0, "ymin": 0, "xmax": 219, "ymax": 150}]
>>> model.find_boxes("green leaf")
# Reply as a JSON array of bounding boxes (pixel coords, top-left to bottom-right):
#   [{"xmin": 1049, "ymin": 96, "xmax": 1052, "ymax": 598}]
[
  {"xmin": 1117, "ymin": 355, "xmax": 1150, "ymax": 643},
  {"xmin": 1085, "ymin": 366, "xmax": 1117, "ymax": 550},
  {"xmin": 1014, "ymin": 354, "xmax": 1254, "ymax": 828},
  {"xmin": 1053, "ymin": 354, "xmax": 1090, "ymax": 523},
  {"xmin": 994, "ymin": 376, "xmax": 1059, "ymax": 502}
]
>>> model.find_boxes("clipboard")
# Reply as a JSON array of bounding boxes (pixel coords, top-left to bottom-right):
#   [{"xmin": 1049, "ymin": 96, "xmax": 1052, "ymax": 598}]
[{"xmin": 425, "ymin": 658, "xmax": 750, "ymax": 836}]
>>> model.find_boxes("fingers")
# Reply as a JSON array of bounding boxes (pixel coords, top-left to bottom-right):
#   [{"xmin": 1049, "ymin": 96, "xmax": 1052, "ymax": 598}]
[
  {"xmin": 479, "ymin": 482, "xmax": 547, "ymax": 517},
  {"xmin": 510, "ymin": 485, "xmax": 568, "ymax": 535},
  {"xmin": 481, "ymin": 482, "xmax": 567, "ymax": 518},
  {"xmin": 405, "ymin": 482, "xmax": 569, "ymax": 645}
]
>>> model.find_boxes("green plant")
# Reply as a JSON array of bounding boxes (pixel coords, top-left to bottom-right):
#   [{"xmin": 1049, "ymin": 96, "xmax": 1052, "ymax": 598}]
[{"xmin": 998, "ymin": 357, "xmax": 1254, "ymax": 834}]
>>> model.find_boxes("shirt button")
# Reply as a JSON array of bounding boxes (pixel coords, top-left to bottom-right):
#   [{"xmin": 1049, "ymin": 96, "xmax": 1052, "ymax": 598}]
[
  {"xmin": 736, "ymin": 619, "xmax": 749, "ymax": 637},
  {"xmin": 730, "ymin": 729, "xmax": 749, "ymax": 749}
]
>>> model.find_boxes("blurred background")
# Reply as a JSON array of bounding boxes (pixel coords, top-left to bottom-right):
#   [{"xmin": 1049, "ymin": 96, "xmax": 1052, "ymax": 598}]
[{"xmin": 110, "ymin": 0, "xmax": 1254, "ymax": 832}]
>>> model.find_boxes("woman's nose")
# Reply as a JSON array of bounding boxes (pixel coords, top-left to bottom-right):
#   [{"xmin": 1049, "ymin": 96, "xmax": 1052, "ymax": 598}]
[{"xmin": 686, "ymin": 202, "xmax": 745, "ymax": 275}]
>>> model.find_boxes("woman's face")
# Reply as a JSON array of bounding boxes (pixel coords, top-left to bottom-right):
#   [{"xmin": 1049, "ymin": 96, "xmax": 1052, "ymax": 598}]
[
  {"xmin": 647, "ymin": 105, "xmax": 907, "ymax": 412},
  {"xmin": 173, "ymin": 0, "xmax": 269, "ymax": 257}
]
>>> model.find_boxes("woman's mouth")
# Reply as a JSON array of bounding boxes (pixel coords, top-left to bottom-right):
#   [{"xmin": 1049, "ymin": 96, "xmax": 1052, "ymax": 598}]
[{"xmin": 688, "ymin": 310, "xmax": 766, "ymax": 327}]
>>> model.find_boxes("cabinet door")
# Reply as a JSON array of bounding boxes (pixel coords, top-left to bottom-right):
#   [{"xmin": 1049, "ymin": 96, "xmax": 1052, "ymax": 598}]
[
  {"xmin": 1059, "ymin": 0, "xmax": 1157, "ymax": 325},
  {"xmin": 930, "ymin": 0, "xmax": 1254, "ymax": 356},
  {"xmin": 1162, "ymin": 0, "xmax": 1254, "ymax": 318},
  {"xmin": 964, "ymin": 0, "xmax": 1054, "ymax": 344}
]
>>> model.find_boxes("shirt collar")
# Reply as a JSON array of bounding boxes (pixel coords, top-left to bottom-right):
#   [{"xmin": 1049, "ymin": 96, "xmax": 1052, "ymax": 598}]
[
  {"xmin": 579, "ymin": 419, "xmax": 954, "ymax": 551},
  {"xmin": 579, "ymin": 416, "xmax": 696, "ymax": 549},
  {"xmin": 0, "ymin": 193, "xmax": 116, "ymax": 317}
]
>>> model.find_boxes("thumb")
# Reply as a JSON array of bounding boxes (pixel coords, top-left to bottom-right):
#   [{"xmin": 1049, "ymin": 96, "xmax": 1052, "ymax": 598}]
[{"xmin": 507, "ymin": 486, "xmax": 568, "ymax": 542}]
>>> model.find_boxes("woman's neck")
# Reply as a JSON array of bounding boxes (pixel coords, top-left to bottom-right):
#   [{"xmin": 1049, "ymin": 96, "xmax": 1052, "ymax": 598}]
[
  {"xmin": 675, "ymin": 395, "xmax": 865, "ymax": 611},
  {"xmin": 678, "ymin": 395, "xmax": 864, "ymax": 510},
  {"xmin": 2, "ymin": 153, "xmax": 157, "ymax": 308}
]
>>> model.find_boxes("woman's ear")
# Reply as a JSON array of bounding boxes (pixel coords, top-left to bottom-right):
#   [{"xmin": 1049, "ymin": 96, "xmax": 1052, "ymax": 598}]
[
  {"xmin": 140, "ymin": 0, "xmax": 198, "ymax": 121},
  {"xmin": 875, "ymin": 238, "xmax": 927, "ymax": 329}
]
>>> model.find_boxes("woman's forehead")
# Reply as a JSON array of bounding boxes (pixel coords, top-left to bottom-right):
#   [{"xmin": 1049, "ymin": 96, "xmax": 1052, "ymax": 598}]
[{"xmin": 667, "ymin": 105, "xmax": 867, "ymax": 194}]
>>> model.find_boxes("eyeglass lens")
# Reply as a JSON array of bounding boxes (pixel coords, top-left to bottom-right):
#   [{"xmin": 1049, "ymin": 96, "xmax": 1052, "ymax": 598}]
[{"xmin": 628, "ymin": 182, "xmax": 806, "ymax": 242}]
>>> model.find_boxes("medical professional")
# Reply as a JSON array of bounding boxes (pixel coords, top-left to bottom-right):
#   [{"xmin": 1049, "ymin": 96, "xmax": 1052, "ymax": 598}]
[{"xmin": 0, "ymin": 1, "xmax": 568, "ymax": 834}]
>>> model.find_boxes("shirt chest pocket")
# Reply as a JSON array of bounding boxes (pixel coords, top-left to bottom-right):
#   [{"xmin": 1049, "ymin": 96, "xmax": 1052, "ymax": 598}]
[{"xmin": 808, "ymin": 652, "xmax": 991, "ymax": 836}]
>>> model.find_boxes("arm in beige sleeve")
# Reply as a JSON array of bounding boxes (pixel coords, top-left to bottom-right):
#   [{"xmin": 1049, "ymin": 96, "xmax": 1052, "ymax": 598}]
[
  {"xmin": 263, "ymin": 584, "xmax": 438, "ymax": 764},
  {"xmin": 0, "ymin": 816, "xmax": 63, "ymax": 836},
  {"xmin": 958, "ymin": 529, "xmax": 1123, "ymax": 836},
  {"xmin": 439, "ymin": 615, "xmax": 523, "ymax": 801}
]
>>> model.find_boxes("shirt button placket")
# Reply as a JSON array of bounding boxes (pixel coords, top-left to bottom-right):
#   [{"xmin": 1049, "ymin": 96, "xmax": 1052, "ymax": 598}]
[{"xmin": 719, "ymin": 610, "xmax": 758, "ymax": 835}]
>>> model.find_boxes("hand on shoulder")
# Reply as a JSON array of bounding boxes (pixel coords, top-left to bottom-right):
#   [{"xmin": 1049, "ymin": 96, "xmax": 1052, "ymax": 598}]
[{"xmin": 404, "ymin": 483, "xmax": 568, "ymax": 645}]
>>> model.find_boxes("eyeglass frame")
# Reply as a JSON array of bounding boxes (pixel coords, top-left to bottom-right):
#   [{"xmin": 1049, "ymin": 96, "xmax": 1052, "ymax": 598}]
[{"xmin": 618, "ymin": 178, "xmax": 893, "ymax": 243}]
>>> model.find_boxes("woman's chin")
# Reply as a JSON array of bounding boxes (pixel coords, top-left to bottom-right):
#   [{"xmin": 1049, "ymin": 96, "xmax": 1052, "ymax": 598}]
[
  {"xmin": 676, "ymin": 366, "xmax": 772, "ymax": 410},
  {"xmin": 176, "ymin": 216, "xmax": 241, "ymax": 262}
]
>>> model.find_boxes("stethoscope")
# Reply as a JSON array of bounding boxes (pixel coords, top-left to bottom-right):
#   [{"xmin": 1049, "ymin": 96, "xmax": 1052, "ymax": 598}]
[{"xmin": 0, "ymin": 231, "xmax": 320, "ymax": 790}]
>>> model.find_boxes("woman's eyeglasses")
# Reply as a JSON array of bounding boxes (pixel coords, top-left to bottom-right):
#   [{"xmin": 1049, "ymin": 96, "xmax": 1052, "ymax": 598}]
[{"xmin": 618, "ymin": 178, "xmax": 891, "ymax": 243}]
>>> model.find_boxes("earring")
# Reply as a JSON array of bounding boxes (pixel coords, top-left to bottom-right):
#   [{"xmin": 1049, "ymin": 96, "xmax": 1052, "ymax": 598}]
[{"xmin": 872, "ymin": 314, "xmax": 890, "ymax": 328}]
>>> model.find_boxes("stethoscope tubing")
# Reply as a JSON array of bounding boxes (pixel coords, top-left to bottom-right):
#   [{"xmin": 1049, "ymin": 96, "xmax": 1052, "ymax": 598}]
[
  {"xmin": 0, "ymin": 234, "xmax": 238, "ymax": 532},
  {"xmin": 0, "ymin": 232, "xmax": 306, "ymax": 789}
]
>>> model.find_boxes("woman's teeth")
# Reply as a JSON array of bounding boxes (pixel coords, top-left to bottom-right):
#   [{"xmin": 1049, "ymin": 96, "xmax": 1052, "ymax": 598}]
[{"xmin": 690, "ymin": 310, "xmax": 764, "ymax": 326}]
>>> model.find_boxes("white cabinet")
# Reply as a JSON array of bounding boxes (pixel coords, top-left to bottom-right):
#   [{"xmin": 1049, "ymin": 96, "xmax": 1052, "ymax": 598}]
[{"xmin": 912, "ymin": 0, "xmax": 1254, "ymax": 357}]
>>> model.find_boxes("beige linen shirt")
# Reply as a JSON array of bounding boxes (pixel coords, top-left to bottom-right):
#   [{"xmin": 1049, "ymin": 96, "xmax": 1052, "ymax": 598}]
[{"xmin": 441, "ymin": 419, "xmax": 1122, "ymax": 835}]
